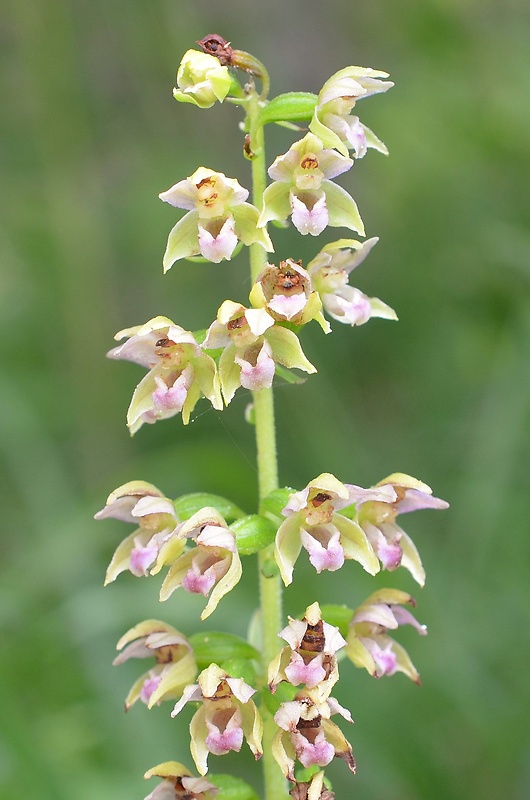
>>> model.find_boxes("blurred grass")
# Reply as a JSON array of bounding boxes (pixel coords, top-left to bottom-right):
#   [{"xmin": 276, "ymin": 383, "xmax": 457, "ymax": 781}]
[{"xmin": 1, "ymin": 0, "xmax": 530, "ymax": 798}]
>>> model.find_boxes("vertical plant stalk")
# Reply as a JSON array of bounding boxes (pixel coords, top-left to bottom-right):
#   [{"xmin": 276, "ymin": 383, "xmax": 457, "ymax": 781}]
[{"xmin": 247, "ymin": 90, "xmax": 288, "ymax": 800}]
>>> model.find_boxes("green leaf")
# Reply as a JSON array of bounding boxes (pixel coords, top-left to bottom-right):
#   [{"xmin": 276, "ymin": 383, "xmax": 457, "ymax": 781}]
[
  {"xmin": 208, "ymin": 774, "xmax": 260, "ymax": 800},
  {"xmin": 261, "ymin": 487, "xmax": 293, "ymax": 519},
  {"xmin": 320, "ymin": 604, "xmax": 354, "ymax": 638},
  {"xmin": 220, "ymin": 657, "xmax": 256, "ymax": 687},
  {"xmin": 261, "ymin": 682, "xmax": 299, "ymax": 715},
  {"xmin": 188, "ymin": 631, "xmax": 259, "ymax": 670},
  {"xmin": 173, "ymin": 493, "xmax": 246, "ymax": 522},
  {"xmin": 231, "ymin": 514, "xmax": 277, "ymax": 555},
  {"xmin": 258, "ymin": 92, "xmax": 318, "ymax": 126}
]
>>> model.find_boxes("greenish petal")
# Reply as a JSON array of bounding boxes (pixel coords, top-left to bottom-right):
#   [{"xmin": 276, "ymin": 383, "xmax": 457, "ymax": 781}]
[
  {"xmin": 274, "ymin": 514, "xmax": 303, "ymax": 586},
  {"xmin": 324, "ymin": 182, "xmax": 365, "ymax": 236},
  {"xmin": 258, "ymin": 183, "xmax": 291, "ymax": 227},
  {"xmin": 265, "ymin": 326, "xmax": 316, "ymax": 373},
  {"xmin": 232, "ymin": 204, "xmax": 273, "ymax": 251},
  {"xmin": 162, "ymin": 210, "xmax": 200, "ymax": 272},
  {"xmin": 333, "ymin": 514, "xmax": 380, "ymax": 575}
]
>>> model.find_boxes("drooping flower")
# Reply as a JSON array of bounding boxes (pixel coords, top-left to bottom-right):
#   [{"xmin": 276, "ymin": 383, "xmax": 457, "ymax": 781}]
[
  {"xmin": 108, "ymin": 316, "xmax": 222, "ymax": 433},
  {"xmin": 171, "ymin": 663, "xmax": 263, "ymax": 775},
  {"xmin": 143, "ymin": 761, "xmax": 218, "ymax": 800},
  {"xmin": 159, "ymin": 507, "xmax": 242, "ymax": 620},
  {"xmin": 353, "ymin": 473, "xmax": 449, "ymax": 586},
  {"xmin": 346, "ymin": 589, "xmax": 427, "ymax": 683},
  {"xmin": 268, "ymin": 602, "xmax": 346, "ymax": 702},
  {"xmin": 95, "ymin": 480, "xmax": 183, "ymax": 584},
  {"xmin": 274, "ymin": 473, "xmax": 388, "ymax": 586},
  {"xmin": 272, "ymin": 694, "xmax": 355, "ymax": 780},
  {"xmin": 173, "ymin": 49, "xmax": 233, "ymax": 108},
  {"xmin": 249, "ymin": 259, "xmax": 330, "ymax": 333},
  {"xmin": 203, "ymin": 300, "xmax": 316, "ymax": 404},
  {"xmin": 113, "ymin": 620, "xmax": 197, "ymax": 710},
  {"xmin": 309, "ymin": 66, "xmax": 394, "ymax": 158},
  {"xmin": 258, "ymin": 133, "xmax": 364, "ymax": 236},
  {"xmin": 307, "ymin": 238, "xmax": 397, "ymax": 326},
  {"xmin": 159, "ymin": 168, "xmax": 272, "ymax": 269}
]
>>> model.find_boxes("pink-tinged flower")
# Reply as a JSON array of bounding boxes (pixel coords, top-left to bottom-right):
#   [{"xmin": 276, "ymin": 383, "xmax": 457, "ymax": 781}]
[
  {"xmin": 249, "ymin": 259, "xmax": 330, "ymax": 333},
  {"xmin": 159, "ymin": 168, "xmax": 272, "ymax": 270},
  {"xmin": 353, "ymin": 472, "xmax": 449, "ymax": 586},
  {"xmin": 290, "ymin": 771, "xmax": 334, "ymax": 800},
  {"xmin": 258, "ymin": 133, "xmax": 364, "ymax": 237},
  {"xmin": 274, "ymin": 473, "xmax": 385, "ymax": 586},
  {"xmin": 159, "ymin": 507, "xmax": 242, "ymax": 620},
  {"xmin": 203, "ymin": 300, "xmax": 316, "ymax": 404},
  {"xmin": 113, "ymin": 620, "xmax": 197, "ymax": 710},
  {"xmin": 143, "ymin": 761, "xmax": 218, "ymax": 800},
  {"xmin": 95, "ymin": 481, "xmax": 183, "ymax": 585},
  {"xmin": 268, "ymin": 602, "xmax": 346, "ymax": 702},
  {"xmin": 173, "ymin": 49, "xmax": 233, "ymax": 109},
  {"xmin": 346, "ymin": 589, "xmax": 427, "ymax": 683},
  {"xmin": 171, "ymin": 663, "xmax": 263, "ymax": 776},
  {"xmin": 108, "ymin": 316, "xmax": 222, "ymax": 433},
  {"xmin": 309, "ymin": 66, "xmax": 393, "ymax": 158},
  {"xmin": 272, "ymin": 694, "xmax": 355, "ymax": 780},
  {"xmin": 307, "ymin": 238, "xmax": 397, "ymax": 327}
]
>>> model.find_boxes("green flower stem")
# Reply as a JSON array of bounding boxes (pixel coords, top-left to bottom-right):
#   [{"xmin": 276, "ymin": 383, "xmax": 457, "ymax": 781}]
[{"xmin": 247, "ymin": 91, "xmax": 289, "ymax": 800}]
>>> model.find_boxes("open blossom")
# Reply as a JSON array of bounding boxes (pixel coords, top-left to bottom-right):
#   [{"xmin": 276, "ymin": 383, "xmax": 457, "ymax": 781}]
[
  {"xmin": 258, "ymin": 133, "xmax": 364, "ymax": 236},
  {"xmin": 307, "ymin": 238, "xmax": 397, "ymax": 326},
  {"xmin": 346, "ymin": 589, "xmax": 427, "ymax": 683},
  {"xmin": 268, "ymin": 602, "xmax": 346, "ymax": 702},
  {"xmin": 274, "ymin": 472, "xmax": 389, "ymax": 586},
  {"xmin": 144, "ymin": 762, "xmax": 218, "ymax": 800},
  {"xmin": 203, "ymin": 300, "xmax": 316, "ymax": 404},
  {"xmin": 159, "ymin": 507, "xmax": 242, "ymax": 620},
  {"xmin": 309, "ymin": 66, "xmax": 393, "ymax": 158},
  {"xmin": 249, "ymin": 259, "xmax": 330, "ymax": 333},
  {"xmin": 173, "ymin": 49, "xmax": 233, "ymax": 108},
  {"xmin": 159, "ymin": 167, "xmax": 272, "ymax": 269},
  {"xmin": 113, "ymin": 620, "xmax": 197, "ymax": 710},
  {"xmin": 171, "ymin": 663, "xmax": 263, "ymax": 776},
  {"xmin": 353, "ymin": 472, "xmax": 449, "ymax": 585},
  {"xmin": 108, "ymin": 316, "xmax": 222, "ymax": 433},
  {"xmin": 95, "ymin": 480, "xmax": 183, "ymax": 585},
  {"xmin": 272, "ymin": 694, "xmax": 355, "ymax": 780}
]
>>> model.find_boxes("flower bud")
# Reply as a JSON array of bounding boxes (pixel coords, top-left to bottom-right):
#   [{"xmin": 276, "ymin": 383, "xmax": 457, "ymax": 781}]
[{"xmin": 173, "ymin": 50, "xmax": 232, "ymax": 108}]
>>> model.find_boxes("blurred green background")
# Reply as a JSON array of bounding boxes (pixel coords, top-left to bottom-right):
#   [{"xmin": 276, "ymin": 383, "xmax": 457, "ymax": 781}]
[{"xmin": 2, "ymin": 1, "xmax": 530, "ymax": 798}]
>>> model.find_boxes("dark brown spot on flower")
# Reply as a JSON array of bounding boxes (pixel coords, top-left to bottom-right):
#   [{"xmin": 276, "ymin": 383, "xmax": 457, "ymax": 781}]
[
  {"xmin": 311, "ymin": 492, "xmax": 332, "ymax": 507},
  {"xmin": 155, "ymin": 645, "xmax": 176, "ymax": 664},
  {"xmin": 197, "ymin": 33, "xmax": 234, "ymax": 67},
  {"xmin": 301, "ymin": 620, "xmax": 325, "ymax": 653},
  {"xmin": 297, "ymin": 714, "xmax": 321, "ymax": 731},
  {"xmin": 227, "ymin": 316, "xmax": 245, "ymax": 330},
  {"xmin": 156, "ymin": 337, "xmax": 177, "ymax": 348},
  {"xmin": 300, "ymin": 155, "xmax": 319, "ymax": 170}
]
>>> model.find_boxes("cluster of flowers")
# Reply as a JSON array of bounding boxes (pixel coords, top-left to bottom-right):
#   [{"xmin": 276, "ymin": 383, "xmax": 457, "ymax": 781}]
[
  {"xmin": 97, "ymin": 471, "xmax": 446, "ymax": 798},
  {"xmin": 99, "ymin": 37, "xmax": 448, "ymax": 800}
]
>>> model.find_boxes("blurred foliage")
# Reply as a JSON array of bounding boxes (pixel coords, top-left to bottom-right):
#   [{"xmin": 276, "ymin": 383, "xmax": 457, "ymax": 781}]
[{"xmin": 1, "ymin": 1, "xmax": 530, "ymax": 799}]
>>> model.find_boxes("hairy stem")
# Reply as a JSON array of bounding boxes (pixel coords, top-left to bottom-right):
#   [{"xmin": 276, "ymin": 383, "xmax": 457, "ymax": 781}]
[{"xmin": 247, "ymin": 90, "xmax": 289, "ymax": 800}]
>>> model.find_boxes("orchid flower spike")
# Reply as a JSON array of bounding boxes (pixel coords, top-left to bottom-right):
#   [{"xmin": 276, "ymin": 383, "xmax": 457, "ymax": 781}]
[
  {"xmin": 95, "ymin": 480, "xmax": 182, "ymax": 584},
  {"xmin": 171, "ymin": 663, "xmax": 263, "ymax": 775},
  {"xmin": 113, "ymin": 620, "xmax": 197, "ymax": 709},
  {"xmin": 108, "ymin": 316, "xmax": 222, "ymax": 433},
  {"xmin": 347, "ymin": 589, "xmax": 427, "ymax": 683},
  {"xmin": 159, "ymin": 168, "xmax": 272, "ymax": 269},
  {"xmin": 258, "ymin": 133, "xmax": 364, "ymax": 236},
  {"xmin": 309, "ymin": 66, "xmax": 393, "ymax": 158}
]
